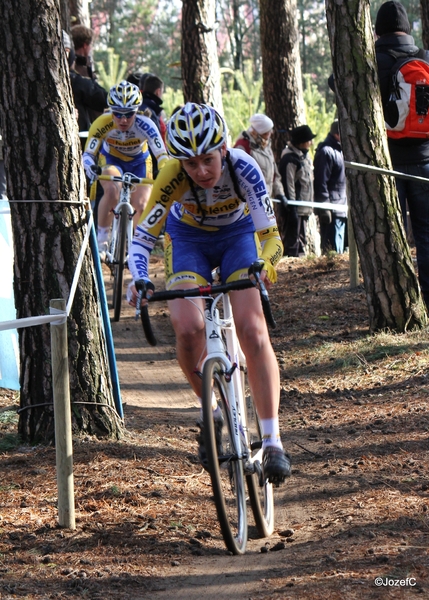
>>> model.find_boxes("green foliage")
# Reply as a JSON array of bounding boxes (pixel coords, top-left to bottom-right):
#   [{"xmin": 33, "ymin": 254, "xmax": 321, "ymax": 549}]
[
  {"xmin": 95, "ymin": 48, "xmax": 127, "ymax": 89},
  {"xmin": 220, "ymin": 63, "xmax": 264, "ymax": 142},
  {"xmin": 91, "ymin": 0, "xmax": 181, "ymax": 90},
  {"xmin": 298, "ymin": 0, "xmax": 334, "ymax": 101},
  {"xmin": 162, "ymin": 88, "xmax": 185, "ymax": 120},
  {"xmin": 163, "ymin": 70, "xmax": 336, "ymax": 155}
]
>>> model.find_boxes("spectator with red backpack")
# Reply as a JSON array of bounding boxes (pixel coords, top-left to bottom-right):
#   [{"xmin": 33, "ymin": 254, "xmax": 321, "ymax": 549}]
[{"xmin": 375, "ymin": 0, "xmax": 429, "ymax": 309}]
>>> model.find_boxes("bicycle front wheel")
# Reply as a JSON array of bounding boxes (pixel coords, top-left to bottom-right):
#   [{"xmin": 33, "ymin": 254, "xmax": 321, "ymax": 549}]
[
  {"xmin": 244, "ymin": 380, "xmax": 275, "ymax": 538},
  {"xmin": 202, "ymin": 358, "xmax": 248, "ymax": 555},
  {"xmin": 112, "ymin": 204, "xmax": 128, "ymax": 322}
]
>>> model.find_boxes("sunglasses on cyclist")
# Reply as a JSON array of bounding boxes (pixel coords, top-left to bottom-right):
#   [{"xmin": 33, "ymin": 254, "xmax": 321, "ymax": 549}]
[{"xmin": 112, "ymin": 110, "xmax": 137, "ymax": 119}]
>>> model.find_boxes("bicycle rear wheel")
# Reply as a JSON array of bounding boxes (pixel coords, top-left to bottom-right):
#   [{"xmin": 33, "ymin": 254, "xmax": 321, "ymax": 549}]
[
  {"xmin": 244, "ymin": 372, "xmax": 275, "ymax": 537},
  {"xmin": 112, "ymin": 204, "xmax": 128, "ymax": 322},
  {"xmin": 202, "ymin": 357, "xmax": 248, "ymax": 555}
]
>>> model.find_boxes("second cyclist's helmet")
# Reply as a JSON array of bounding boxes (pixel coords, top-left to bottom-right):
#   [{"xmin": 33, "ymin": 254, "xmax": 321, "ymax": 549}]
[
  {"xmin": 166, "ymin": 103, "xmax": 227, "ymax": 159},
  {"xmin": 107, "ymin": 80, "xmax": 142, "ymax": 112}
]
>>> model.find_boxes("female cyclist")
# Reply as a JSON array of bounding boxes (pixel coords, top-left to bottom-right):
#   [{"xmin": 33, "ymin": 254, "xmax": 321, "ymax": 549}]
[
  {"xmin": 128, "ymin": 102, "xmax": 291, "ymax": 484},
  {"xmin": 82, "ymin": 80, "xmax": 169, "ymax": 256}
]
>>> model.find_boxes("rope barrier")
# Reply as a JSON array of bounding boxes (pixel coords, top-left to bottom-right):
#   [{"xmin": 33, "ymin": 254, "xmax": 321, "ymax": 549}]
[
  {"xmin": 0, "ymin": 211, "xmax": 93, "ymax": 332},
  {"xmin": 272, "ymin": 197, "xmax": 348, "ymax": 214},
  {"xmin": 345, "ymin": 160, "xmax": 429, "ymax": 183},
  {"xmin": 7, "ymin": 200, "xmax": 85, "ymax": 204}
]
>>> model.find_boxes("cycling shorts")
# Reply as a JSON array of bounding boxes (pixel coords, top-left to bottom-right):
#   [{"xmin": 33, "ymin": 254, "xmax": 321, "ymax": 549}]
[
  {"xmin": 99, "ymin": 149, "xmax": 153, "ymax": 179},
  {"xmin": 164, "ymin": 214, "xmax": 258, "ymax": 289}
]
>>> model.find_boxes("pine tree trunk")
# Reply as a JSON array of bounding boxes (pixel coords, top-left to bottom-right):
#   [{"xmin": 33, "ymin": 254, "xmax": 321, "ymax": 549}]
[
  {"xmin": 421, "ymin": 0, "xmax": 429, "ymax": 51},
  {"xmin": 0, "ymin": 0, "xmax": 123, "ymax": 442},
  {"xmin": 69, "ymin": 0, "xmax": 91, "ymax": 28},
  {"xmin": 181, "ymin": 0, "xmax": 224, "ymax": 112},
  {"xmin": 259, "ymin": 0, "xmax": 306, "ymax": 162},
  {"xmin": 325, "ymin": 0, "xmax": 427, "ymax": 332}
]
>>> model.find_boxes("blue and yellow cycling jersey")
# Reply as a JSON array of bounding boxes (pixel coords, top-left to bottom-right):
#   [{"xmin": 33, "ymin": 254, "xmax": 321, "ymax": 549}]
[
  {"xmin": 129, "ymin": 148, "xmax": 283, "ymax": 284},
  {"xmin": 82, "ymin": 112, "xmax": 169, "ymax": 172}
]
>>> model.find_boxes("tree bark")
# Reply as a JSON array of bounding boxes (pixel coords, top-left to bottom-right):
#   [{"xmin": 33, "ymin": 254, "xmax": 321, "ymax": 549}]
[
  {"xmin": 181, "ymin": 0, "xmax": 224, "ymax": 112},
  {"xmin": 0, "ymin": 0, "xmax": 123, "ymax": 442},
  {"xmin": 69, "ymin": 0, "xmax": 91, "ymax": 27},
  {"xmin": 325, "ymin": 0, "xmax": 426, "ymax": 332},
  {"xmin": 421, "ymin": 0, "xmax": 429, "ymax": 51},
  {"xmin": 259, "ymin": 0, "xmax": 306, "ymax": 162}
]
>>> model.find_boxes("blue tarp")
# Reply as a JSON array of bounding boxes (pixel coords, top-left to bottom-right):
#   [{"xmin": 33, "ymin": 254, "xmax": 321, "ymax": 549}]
[{"xmin": 0, "ymin": 200, "xmax": 19, "ymax": 390}]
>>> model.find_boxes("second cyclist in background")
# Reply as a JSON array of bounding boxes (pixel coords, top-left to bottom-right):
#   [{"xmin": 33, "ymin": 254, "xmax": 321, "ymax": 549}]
[{"xmin": 82, "ymin": 80, "xmax": 169, "ymax": 257}]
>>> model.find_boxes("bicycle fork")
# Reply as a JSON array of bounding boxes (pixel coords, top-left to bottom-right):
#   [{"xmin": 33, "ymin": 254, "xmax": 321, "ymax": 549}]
[
  {"xmin": 203, "ymin": 296, "xmax": 254, "ymax": 469},
  {"xmin": 106, "ymin": 201, "xmax": 135, "ymax": 265}
]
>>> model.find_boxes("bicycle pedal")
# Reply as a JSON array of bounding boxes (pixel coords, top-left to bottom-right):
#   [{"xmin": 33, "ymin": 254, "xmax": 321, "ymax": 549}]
[
  {"xmin": 250, "ymin": 440, "xmax": 262, "ymax": 451},
  {"xmin": 254, "ymin": 461, "xmax": 265, "ymax": 487}
]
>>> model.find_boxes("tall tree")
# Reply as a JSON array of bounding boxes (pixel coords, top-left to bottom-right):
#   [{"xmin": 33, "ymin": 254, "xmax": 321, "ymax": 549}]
[
  {"xmin": 259, "ymin": 0, "xmax": 306, "ymax": 161},
  {"xmin": 181, "ymin": 0, "xmax": 224, "ymax": 110},
  {"xmin": 90, "ymin": 0, "xmax": 181, "ymax": 89},
  {"xmin": 325, "ymin": 0, "xmax": 426, "ymax": 332},
  {"xmin": 69, "ymin": 0, "xmax": 90, "ymax": 26},
  {"xmin": 217, "ymin": 0, "xmax": 260, "ymax": 76},
  {"xmin": 298, "ymin": 0, "xmax": 333, "ymax": 99},
  {"xmin": 0, "ymin": 0, "xmax": 123, "ymax": 442},
  {"xmin": 420, "ymin": 0, "xmax": 429, "ymax": 49}
]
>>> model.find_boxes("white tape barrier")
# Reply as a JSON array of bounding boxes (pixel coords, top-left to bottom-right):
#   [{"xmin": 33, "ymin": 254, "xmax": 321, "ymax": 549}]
[
  {"xmin": 272, "ymin": 198, "xmax": 348, "ymax": 214},
  {"xmin": 0, "ymin": 210, "xmax": 94, "ymax": 333},
  {"xmin": 0, "ymin": 201, "xmax": 19, "ymax": 388},
  {"xmin": 345, "ymin": 161, "xmax": 429, "ymax": 184}
]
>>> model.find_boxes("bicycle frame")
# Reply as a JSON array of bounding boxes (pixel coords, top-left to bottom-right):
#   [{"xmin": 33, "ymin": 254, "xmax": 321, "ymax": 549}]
[
  {"xmin": 105, "ymin": 173, "xmax": 136, "ymax": 265},
  {"xmin": 140, "ymin": 275, "xmax": 276, "ymax": 553},
  {"xmin": 201, "ymin": 292, "xmax": 262, "ymax": 475}
]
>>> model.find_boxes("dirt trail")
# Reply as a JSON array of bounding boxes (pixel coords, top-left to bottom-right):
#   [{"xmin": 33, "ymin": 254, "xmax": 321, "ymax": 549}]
[
  {"xmin": 105, "ymin": 258, "xmax": 308, "ymax": 599},
  {"xmin": 1, "ymin": 254, "xmax": 428, "ymax": 599}
]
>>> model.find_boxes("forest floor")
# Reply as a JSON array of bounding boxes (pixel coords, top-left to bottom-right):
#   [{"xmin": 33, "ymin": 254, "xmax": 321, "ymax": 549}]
[{"xmin": 1, "ymin": 252, "xmax": 429, "ymax": 599}]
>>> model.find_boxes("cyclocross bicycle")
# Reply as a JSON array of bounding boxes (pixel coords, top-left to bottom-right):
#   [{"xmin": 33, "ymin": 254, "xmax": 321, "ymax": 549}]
[
  {"xmin": 137, "ymin": 265, "xmax": 277, "ymax": 554},
  {"xmin": 90, "ymin": 171, "xmax": 153, "ymax": 322}
]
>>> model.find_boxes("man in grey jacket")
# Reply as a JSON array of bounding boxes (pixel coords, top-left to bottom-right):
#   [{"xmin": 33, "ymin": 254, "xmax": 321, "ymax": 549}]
[{"xmin": 278, "ymin": 124, "xmax": 316, "ymax": 256}]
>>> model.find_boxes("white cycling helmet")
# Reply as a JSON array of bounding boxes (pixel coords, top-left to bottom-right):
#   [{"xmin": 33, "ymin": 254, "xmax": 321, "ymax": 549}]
[
  {"xmin": 166, "ymin": 102, "xmax": 227, "ymax": 159},
  {"xmin": 107, "ymin": 80, "xmax": 142, "ymax": 112}
]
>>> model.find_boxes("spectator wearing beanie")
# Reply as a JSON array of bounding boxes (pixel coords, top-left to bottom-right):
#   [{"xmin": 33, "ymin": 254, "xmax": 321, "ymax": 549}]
[
  {"xmin": 375, "ymin": 1, "xmax": 429, "ymax": 310},
  {"xmin": 277, "ymin": 124, "xmax": 316, "ymax": 256},
  {"xmin": 234, "ymin": 113, "xmax": 286, "ymax": 200}
]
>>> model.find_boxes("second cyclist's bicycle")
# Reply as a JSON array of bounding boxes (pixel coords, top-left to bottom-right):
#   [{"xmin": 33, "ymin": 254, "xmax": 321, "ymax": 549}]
[
  {"xmin": 91, "ymin": 171, "xmax": 153, "ymax": 321},
  {"xmin": 137, "ymin": 266, "xmax": 277, "ymax": 554}
]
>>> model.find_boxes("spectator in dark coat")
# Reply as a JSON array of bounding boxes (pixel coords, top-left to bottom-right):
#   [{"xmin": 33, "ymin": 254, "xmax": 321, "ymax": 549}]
[
  {"xmin": 139, "ymin": 73, "xmax": 166, "ymax": 141},
  {"xmin": 71, "ymin": 25, "xmax": 95, "ymax": 79},
  {"xmin": 70, "ymin": 68, "xmax": 107, "ymax": 134},
  {"xmin": 63, "ymin": 31, "xmax": 107, "ymax": 147},
  {"xmin": 139, "ymin": 74, "xmax": 166, "ymax": 178},
  {"xmin": 313, "ymin": 120, "xmax": 347, "ymax": 254}
]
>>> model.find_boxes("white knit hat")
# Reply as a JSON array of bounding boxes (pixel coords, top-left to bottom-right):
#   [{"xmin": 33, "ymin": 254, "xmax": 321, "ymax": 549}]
[{"xmin": 249, "ymin": 114, "xmax": 273, "ymax": 135}]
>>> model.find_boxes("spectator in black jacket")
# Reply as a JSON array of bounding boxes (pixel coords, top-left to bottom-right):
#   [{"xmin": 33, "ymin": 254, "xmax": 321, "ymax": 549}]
[
  {"xmin": 63, "ymin": 32, "xmax": 107, "ymax": 149},
  {"xmin": 139, "ymin": 73, "xmax": 166, "ymax": 178},
  {"xmin": 139, "ymin": 73, "xmax": 166, "ymax": 140},
  {"xmin": 69, "ymin": 68, "xmax": 107, "ymax": 135},
  {"xmin": 313, "ymin": 120, "xmax": 347, "ymax": 254},
  {"xmin": 71, "ymin": 25, "xmax": 95, "ymax": 79},
  {"xmin": 375, "ymin": 0, "xmax": 429, "ymax": 309}
]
